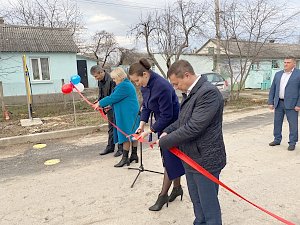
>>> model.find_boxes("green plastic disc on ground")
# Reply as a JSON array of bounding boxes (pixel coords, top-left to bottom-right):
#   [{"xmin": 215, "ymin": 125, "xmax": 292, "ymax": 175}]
[
  {"xmin": 33, "ymin": 144, "xmax": 47, "ymax": 149},
  {"xmin": 44, "ymin": 159, "xmax": 60, "ymax": 166}
]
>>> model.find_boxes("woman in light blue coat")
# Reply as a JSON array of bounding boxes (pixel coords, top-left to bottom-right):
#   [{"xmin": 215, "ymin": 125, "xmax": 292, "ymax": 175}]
[{"xmin": 99, "ymin": 67, "xmax": 140, "ymax": 167}]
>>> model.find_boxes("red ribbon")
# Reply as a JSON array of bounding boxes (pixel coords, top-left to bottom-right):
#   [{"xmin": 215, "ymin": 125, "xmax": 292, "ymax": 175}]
[
  {"xmin": 71, "ymin": 85, "xmax": 295, "ymax": 225},
  {"xmin": 169, "ymin": 147, "xmax": 295, "ymax": 225}
]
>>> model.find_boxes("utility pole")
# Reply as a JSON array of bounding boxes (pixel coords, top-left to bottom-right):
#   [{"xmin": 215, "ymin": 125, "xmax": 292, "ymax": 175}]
[{"xmin": 214, "ymin": 0, "xmax": 221, "ymax": 73}]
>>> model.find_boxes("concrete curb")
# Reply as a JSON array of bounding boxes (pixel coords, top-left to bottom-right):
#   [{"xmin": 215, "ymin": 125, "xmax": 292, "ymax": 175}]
[{"xmin": 0, "ymin": 124, "xmax": 108, "ymax": 147}]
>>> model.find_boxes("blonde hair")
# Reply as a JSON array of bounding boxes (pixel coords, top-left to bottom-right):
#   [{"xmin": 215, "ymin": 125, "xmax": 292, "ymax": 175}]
[{"xmin": 110, "ymin": 67, "xmax": 128, "ymax": 80}]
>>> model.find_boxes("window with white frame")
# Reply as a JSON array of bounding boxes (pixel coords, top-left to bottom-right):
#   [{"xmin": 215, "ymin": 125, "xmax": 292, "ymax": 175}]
[{"xmin": 31, "ymin": 58, "xmax": 50, "ymax": 81}]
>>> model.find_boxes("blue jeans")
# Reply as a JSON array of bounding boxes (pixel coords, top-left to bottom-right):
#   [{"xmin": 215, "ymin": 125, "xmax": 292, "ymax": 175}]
[
  {"xmin": 186, "ymin": 171, "xmax": 222, "ymax": 225},
  {"xmin": 274, "ymin": 100, "xmax": 298, "ymax": 146}
]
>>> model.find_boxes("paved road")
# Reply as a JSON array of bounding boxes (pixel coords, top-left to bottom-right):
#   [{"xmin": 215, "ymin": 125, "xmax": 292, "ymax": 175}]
[{"xmin": 0, "ymin": 112, "xmax": 273, "ymax": 180}]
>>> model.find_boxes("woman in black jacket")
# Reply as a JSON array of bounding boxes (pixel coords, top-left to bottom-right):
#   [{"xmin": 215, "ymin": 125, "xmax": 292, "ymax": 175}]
[{"xmin": 129, "ymin": 58, "xmax": 185, "ymax": 211}]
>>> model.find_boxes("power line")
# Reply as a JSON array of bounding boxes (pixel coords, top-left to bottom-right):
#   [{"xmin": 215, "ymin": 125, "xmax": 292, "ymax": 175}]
[{"xmin": 76, "ymin": 0, "xmax": 164, "ymax": 10}]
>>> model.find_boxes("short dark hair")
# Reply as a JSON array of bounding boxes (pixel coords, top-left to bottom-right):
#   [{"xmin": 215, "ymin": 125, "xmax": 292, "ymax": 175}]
[
  {"xmin": 285, "ymin": 56, "xmax": 296, "ymax": 62},
  {"xmin": 128, "ymin": 58, "xmax": 151, "ymax": 76},
  {"xmin": 90, "ymin": 65, "xmax": 105, "ymax": 75},
  {"xmin": 167, "ymin": 60, "xmax": 195, "ymax": 78}
]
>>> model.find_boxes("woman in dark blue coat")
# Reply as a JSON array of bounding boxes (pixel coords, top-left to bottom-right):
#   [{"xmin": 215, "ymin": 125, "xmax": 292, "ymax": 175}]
[
  {"xmin": 99, "ymin": 67, "xmax": 140, "ymax": 167},
  {"xmin": 129, "ymin": 58, "xmax": 185, "ymax": 211}
]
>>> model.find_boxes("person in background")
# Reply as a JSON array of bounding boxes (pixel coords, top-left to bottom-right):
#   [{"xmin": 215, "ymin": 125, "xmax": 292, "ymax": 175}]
[
  {"xmin": 97, "ymin": 67, "xmax": 140, "ymax": 167},
  {"xmin": 90, "ymin": 65, "xmax": 123, "ymax": 157},
  {"xmin": 158, "ymin": 60, "xmax": 226, "ymax": 225},
  {"xmin": 268, "ymin": 56, "xmax": 300, "ymax": 151},
  {"xmin": 129, "ymin": 58, "xmax": 185, "ymax": 211}
]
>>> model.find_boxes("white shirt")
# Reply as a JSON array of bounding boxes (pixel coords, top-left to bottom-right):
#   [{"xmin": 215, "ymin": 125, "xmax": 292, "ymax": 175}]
[
  {"xmin": 187, "ymin": 75, "xmax": 201, "ymax": 96},
  {"xmin": 279, "ymin": 69, "xmax": 293, "ymax": 99}
]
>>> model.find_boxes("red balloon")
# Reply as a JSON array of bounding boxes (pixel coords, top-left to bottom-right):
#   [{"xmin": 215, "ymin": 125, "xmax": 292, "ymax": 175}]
[{"xmin": 62, "ymin": 83, "xmax": 73, "ymax": 94}]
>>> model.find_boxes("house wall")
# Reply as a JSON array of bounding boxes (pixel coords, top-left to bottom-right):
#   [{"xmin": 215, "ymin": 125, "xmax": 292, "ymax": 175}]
[
  {"xmin": 0, "ymin": 52, "xmax": 78, "ymax": 97},
  {"xmin": 153, "ymin": 54, "xmax": 214, "ymax": 76}
]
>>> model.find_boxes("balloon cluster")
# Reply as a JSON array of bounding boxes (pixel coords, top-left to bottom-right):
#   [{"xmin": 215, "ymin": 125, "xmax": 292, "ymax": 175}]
[{"xmin": 61, "ymin": 75, "xmax": 85, "ymax": 94}]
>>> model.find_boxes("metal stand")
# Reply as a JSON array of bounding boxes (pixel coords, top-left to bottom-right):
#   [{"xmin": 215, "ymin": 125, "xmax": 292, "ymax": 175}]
[{"xmin": 128, "ymin": 142, "xmax": 163, "ymax": 188}]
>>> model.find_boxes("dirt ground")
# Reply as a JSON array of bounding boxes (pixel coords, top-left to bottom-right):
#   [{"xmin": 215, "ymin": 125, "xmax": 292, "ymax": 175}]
[
  {"xmin": 0, "ymin": 111, "xmax": 104, "ymax": 138},
  {"xmin": 0, "ymin": 108, "xmax": 299, "ymax": 225}
]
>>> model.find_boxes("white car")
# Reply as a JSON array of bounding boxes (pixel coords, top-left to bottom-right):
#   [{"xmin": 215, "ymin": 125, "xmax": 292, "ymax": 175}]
[{"xmin": 201, "ymin": 72, "xmax": 230, "ymax": 102}]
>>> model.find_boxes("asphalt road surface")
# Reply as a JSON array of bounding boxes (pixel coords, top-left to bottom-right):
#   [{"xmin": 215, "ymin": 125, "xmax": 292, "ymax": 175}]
[{"xmin": 0, "ymin": 112, "xmax": 273, "ymax": 180}]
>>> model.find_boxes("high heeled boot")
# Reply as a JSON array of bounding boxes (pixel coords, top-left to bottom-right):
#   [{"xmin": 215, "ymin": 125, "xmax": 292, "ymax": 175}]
[
  {"xmin": 148, "ymin": 194, "xmax": 168, "ymax": 211},
  {"xmin": 168, "ymin": 185, "xmax": 183, "ymax": 202},
  {"xmin": 129, "ymin": 146, "xmax": 138, "ymax": 163},
  {"xmin": 114, "ymin": 150, "xmax": 130, "ymax": 167}
]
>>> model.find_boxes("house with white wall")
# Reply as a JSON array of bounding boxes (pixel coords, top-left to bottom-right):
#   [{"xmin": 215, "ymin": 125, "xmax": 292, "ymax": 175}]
[{"xmin": 197, "ymin": 39, "xmax": 300, "ymax": 89}]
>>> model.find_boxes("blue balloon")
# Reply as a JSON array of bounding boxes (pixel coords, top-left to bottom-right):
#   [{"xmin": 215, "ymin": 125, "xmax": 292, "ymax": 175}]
[{"xmin": 71, "ymin": 75, "xmax": 81, "ymax": 85}]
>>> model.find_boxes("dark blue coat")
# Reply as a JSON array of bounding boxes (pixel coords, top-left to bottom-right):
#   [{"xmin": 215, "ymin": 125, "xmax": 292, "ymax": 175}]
[{"xmin": 140, "ymin": 71, "xmax": 180, "ymax": 133}]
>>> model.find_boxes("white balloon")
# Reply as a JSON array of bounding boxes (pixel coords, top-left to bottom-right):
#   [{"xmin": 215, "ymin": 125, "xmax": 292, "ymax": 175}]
[{"xmin": 73, "ymin": 83, "xmax": 84, "ymax": 92}]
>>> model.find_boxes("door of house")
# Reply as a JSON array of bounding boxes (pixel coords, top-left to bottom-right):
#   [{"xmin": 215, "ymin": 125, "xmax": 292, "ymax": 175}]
[{"xmin": 77, "ymin": 60, "xmax": 88, "ymax": 88}]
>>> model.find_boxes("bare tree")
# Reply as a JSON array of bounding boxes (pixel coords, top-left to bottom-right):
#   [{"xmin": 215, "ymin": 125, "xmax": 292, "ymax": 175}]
[
  {"xmin": 4, "ymin": 0, "xmax": 83, "ymax": 35},
  {"xmin": 219, "ymin": 0, "xmax": 300, "ymax": 99},
  {"xmin": 130, "ymin": 0, "xmax": 208, "ymax": 78},
  {"xmin": 88, "ymin": 30, "xmax": 119, "ymax": 68}
]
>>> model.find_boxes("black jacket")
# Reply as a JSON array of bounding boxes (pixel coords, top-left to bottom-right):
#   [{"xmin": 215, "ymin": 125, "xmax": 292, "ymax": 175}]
[
  {"xmin": 159, "ymin": 75, "xmax": 226, "ymax": 173},
  {"xmin": 98, "ymin": 72, "xmax": 116, "ymax": 101}
]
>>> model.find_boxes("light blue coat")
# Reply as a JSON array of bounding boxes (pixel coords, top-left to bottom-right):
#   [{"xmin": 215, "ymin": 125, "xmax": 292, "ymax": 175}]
[{"xmin": 99, "ymin": 78, "xmax": 140, "ymax": 144}]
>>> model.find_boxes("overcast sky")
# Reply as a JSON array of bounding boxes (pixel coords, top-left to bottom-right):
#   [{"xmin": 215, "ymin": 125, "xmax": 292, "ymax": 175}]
[
  {"xmin": 1, "ymin": 0, "xmax": 300, "ymax": 50},
  {"xmin": 75, "ymin": 0, "xmax": 171, "ymax": 48}
]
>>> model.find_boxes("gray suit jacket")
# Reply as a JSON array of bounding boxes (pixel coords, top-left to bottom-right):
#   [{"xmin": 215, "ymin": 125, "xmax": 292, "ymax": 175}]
[
  {"xmin": 268, "ymin": 68, "xmax": 300, "ymax": 109},
  {"xmin": 159, "ymin": 75, "xmax": 226, "ymax": 173}
]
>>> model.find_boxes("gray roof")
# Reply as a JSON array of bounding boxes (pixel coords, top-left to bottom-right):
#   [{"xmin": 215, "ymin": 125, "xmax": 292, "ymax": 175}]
[
  {"xmin": 198, "ymin": 39, "xmax": 300, "ymax": 59},
  {"xmin": 0, "ymin": 25, "xmax": 78, "ymax": 53}
]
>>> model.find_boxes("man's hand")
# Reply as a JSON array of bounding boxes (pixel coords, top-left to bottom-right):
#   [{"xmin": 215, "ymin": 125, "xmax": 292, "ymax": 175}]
[
  {"xmin": 155, "ymin": 132, "xmax": 168, "ymax": 147},
  {"xmin": 103, "ymin": 106, "xmax": 112, "ymax": 113},
  {"xmin": 268, "ymin": 105, "xmax": 274, "ymax": 110},
  {"xmin": 295, "ymin": 106, "xmax": 300, "ymax": 111}
]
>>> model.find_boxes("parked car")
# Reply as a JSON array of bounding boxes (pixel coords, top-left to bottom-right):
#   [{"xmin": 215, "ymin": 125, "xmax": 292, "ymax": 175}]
[{"xmin": 201, "ymin": 72, "xmax": 230, "ymax": 102}]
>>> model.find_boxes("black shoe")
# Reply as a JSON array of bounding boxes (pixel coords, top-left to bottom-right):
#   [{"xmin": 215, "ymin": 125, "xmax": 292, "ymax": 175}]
[
  {"xmin": 149, "ymin": 194, "xmax": 168, "ymax": 211},
  {"xmin": 129, "ymin": 147, "xmax": 138, "ymax": 163},
  {"xmin": 114, "ymin": 149, "xmax": 123, "ymax": 157},
  {"xmin": 168, "ymin": 185, "xmax": 183, "ymax": 202},
  {"xmin": 129, "ymin": 154, "xmax": 138, "ymax": 163},
  {"xmin": 114, "ymin": 150, "xmax": 130, "ymax": 167},
  {"xmin": 99, "ymin": 148, "xmax": 114, "ymax": 155},
  {"xmin": 288, "ymin": 145, "xmax": 295, "ymax": 151},
  {"xmin": 114, "ymin": 157, "xmax": 130, "ymax": 167},
  {"xmin": 269, "ymin": 141, "xmax": 280, "ymax": 146}
]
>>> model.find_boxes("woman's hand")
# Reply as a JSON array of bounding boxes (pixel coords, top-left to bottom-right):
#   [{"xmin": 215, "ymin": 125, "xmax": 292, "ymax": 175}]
[
  {"xmin": 92, "ymin": 102, "xmax": 99, "ymax": 110},
  {"xmin": 135, "ymin": 121, "xmax": 146, "ymax": 134}
]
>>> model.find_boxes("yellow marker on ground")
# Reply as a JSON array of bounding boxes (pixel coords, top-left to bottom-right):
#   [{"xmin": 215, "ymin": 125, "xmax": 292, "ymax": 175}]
[
  {"xmin": 44, "ymin": 159, "xmax": 61, "ymax": 166},
  {"xmin": 33, "ymin": 144, "xmax": 47, "ymax": 149}
]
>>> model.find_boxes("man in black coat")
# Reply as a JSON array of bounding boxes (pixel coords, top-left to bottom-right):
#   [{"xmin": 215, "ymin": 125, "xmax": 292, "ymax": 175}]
[
  {"xmin": 159, "ymin": 60, "xmax": 226, "ymax": 225},
  {"xmin": 90, "ymin": 65, "xmax": 123, "ymax": 157}
]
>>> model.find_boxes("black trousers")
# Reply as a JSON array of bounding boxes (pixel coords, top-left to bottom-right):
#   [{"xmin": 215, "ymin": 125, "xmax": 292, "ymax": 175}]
[{"xmin": 106, "ymin": 110, "xmax": 122, "ymax": 150}]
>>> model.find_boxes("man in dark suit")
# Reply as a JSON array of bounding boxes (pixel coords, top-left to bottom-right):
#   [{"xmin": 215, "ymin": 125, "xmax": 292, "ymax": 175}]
[
  {"xmin": 268, "ymin": 56, "xmax": 300, "ymax": 151},
  {"xmin": 158, "ymin": 60, "xmax": 226, "ymax": 225},
  {"xmin": 90, "ymin": 65, "xmax": 123, "ymax": 157}
]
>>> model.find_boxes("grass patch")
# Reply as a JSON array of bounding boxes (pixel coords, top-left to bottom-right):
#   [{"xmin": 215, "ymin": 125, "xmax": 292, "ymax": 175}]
[{"xmin": 226, "ymin": 97, "xmax": 267, "ymax": 110}]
